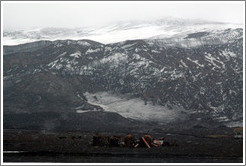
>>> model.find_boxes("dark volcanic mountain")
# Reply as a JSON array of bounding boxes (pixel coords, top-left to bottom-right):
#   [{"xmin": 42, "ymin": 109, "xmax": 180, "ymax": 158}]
[{"xmin": 3, "ymin": 28, "xmax": 243, "ymax": 130}]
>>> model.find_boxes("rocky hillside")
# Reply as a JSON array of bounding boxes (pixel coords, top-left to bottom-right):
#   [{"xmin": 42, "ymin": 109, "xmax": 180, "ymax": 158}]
[{"xmin": 3, "ymin": 28, "xmax": 243, "ymax": 129}]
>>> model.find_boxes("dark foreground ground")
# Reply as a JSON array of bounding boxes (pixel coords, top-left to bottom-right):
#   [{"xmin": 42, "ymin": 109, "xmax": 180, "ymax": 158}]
[{"xmin": 3, "ymin": 127, "xmax": 243, "ymax": 163}]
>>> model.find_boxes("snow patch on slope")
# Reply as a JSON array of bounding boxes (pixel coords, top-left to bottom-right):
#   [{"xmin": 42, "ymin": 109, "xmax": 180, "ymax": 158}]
[
  {"xmin": 100, "ymin": 53, "xmax": 128, "ymax": 66},
  {"xmin": 83, "ymin": 91, "xmax": 187, "ymax": 122},
  {"xmin": 187, "ymin": 57, "xmax": 204, "ymax": 67},
  {"xmin": 77, "ymin": 41, "xmax": 91, "ymax": 46},
  {"xmin": 85, "ymin": 48, "xmax": 101, "ymax": 54},
  {"xmin": 70, "ymin": 51, "xmax": 81, "ymax": 58}
]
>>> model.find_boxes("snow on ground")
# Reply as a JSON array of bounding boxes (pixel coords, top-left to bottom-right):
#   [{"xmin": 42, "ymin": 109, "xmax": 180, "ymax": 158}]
[
  {"xmin": 225, "ymin": 121, "xmax": 243, "ymax": 128},
  {"xmin": 151, "ymin": 50, "xmax": 161, "ymax": 53},
  {"xmin": 187, "ymin": 57, "xmax": 204, "ymax": 67},
  {"xmin": 56, "ymin": 52, "xmax": 67, "ymax": 58},
  {"xmin": 69, "ymin": 51, "xmax": 81, "ymax": 58},
  {"xmin": 87, "ymin": 25, "xmax": 165, "ymax": 44},
  {"xmin": 83, "ymin": 91, "xmax": 187, "ymax": 122},
  {"xmin": 220, "ymin": 49, "xmax": 237, "ymax": 59},
  {"xmin": 100, "ymin": 53, "xmax": 128, "ymax": 66},
  {"xmin": 85, "ymin": 48, "xmax": 101, "ymax": 54},
  {"xmin": 3, "ymin": 37, "xmax": 37, "ymax": 46},
  {"xmin": 205, "ymin": 53, "xmax": 223, "ymax": 69},
  {"xmin": 180, "ymin": 60, "xmax": 188, "ymax": 68},
  {"xmin": 77, "ymin": 40, "xmax": 91, "ymax": 46},
  {"xmin": 121, "ymin": 43, "xmax": 137, "ymax": 49}
]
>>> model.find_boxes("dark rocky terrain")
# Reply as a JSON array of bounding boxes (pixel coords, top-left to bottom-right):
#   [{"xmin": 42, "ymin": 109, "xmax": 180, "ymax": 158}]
[
  {"xmin": 3, "ymin": 28, "xmax": 243, "ymax": 130},
  {"xmin": 3, "ymin": 128, "xmax": 243, "ymax": 163}
]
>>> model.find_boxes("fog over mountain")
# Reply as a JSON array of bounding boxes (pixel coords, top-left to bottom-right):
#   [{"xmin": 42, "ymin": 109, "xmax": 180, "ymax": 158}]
[
  {"xmin": 3, "ymin": 1, "xmax": 243, "ymax": 29},
  {"xmin": 3, "ymin": 18, "xmax": 242, "ymax": 45}
]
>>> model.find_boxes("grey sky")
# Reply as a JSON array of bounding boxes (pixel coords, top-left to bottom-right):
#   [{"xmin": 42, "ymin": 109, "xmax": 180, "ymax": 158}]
[{"xmin": 2, "ymin": 1, "xmax": 245, "ymax": 30}]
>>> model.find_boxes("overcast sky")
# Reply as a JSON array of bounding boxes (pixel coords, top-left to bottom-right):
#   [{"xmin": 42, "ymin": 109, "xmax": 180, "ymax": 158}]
[{"xmin": 2, "ymin": 1, "xmax": 245, "ymax": 30}]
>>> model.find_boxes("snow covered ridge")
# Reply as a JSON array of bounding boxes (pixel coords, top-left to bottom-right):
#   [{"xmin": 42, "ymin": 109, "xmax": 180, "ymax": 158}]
[
  {"xmin": 147, "ymin": 28, "xmax": 243, "ymax": 48},
  {"xmin": 3, "ymin": 18, "xmax": 242, "ymax": 45}
]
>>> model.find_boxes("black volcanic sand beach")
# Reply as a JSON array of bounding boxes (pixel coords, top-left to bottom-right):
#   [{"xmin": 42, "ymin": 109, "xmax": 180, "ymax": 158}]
[{"xmin": 3, "ymin": 127, "xmax": 243, "ymax": 163}]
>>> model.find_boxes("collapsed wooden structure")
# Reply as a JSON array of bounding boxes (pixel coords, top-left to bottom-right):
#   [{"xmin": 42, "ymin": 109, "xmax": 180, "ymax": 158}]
[{"xmin": 92, "ymin": 133, "xmax": 177, "ymax": 148}]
